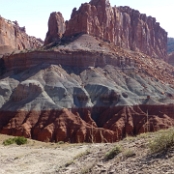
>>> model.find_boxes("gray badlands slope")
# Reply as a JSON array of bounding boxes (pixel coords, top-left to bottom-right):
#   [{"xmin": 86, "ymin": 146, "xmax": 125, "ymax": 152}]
[{"xmin": 0, "ymin": 34, "xmax": 174, "ymax": 143}]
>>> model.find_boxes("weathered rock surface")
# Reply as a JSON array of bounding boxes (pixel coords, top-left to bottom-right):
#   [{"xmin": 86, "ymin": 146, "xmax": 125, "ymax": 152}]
[
  {"xmin": 0, "ymin": 16, "xmax": 43, "ymax": 55},
  {"xmin": 48, "ymin": 0, "xmax": 167, "ymax": 59},
  {"xmin": 44, "ymin": 12, "xmax": 65, "ymax": 46}
]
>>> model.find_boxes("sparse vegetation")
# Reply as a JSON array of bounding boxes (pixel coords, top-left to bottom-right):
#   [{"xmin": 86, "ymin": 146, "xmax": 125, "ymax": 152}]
[
  {"xmin": 64, "ymin": 160, "xmax": 74, "ymax": 167},
  {"xmin": 3, "ymin": 136, "xmax": 27, "ymax": 146},
  {"xmin": 137, "ymin": 132, "xmax": 151, "ymax": 139},
  {"xmin": 80, "ymin": 162, "xmax": 95, "ymax": 174},
  {"xmin": 124, "ymin": 135, "xmax": 136, "ymax": 142},
  {"xmin": 149, "ymin": 128, "xmax": 174, "ymax": 154},
  {"xmin": 123, "ymin": 149, "xmax": 136, "ymax": 158},
  {"xmin": 57, "ymin": 141, "xmax": 65, "ymax": 144},
  {"xmin": 104, "ymin": 145, "xmax": 122, "ymax": 160},
  {"xmin": 74, "ymin": 149, "xmax": 91, "ymax": 160}
]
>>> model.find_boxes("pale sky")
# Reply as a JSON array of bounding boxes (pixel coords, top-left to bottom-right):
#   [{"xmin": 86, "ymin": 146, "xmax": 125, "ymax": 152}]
[{"xmin": 0, "ymin": 0, "xmax": 173, "ymax": 40}]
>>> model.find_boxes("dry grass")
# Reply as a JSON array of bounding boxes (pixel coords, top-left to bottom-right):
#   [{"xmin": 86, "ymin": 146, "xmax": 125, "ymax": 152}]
[
  {"xmin": 74, "ymin": 149, "xmax": 91, "ymax": 160},
  {"xmin": 80, "ymin": 162, "xmax": 96, "ymax": 174},
  {"xmin": 122, "ymin": 149, "xmax": 136, "ymax": 158},
  {"xmin": 149, "ymin": 128, "xmax": 174, "ymax": 154},
  {"xmin": 104, "ymin": 145, "xmax": 122, "ymax": 160}
]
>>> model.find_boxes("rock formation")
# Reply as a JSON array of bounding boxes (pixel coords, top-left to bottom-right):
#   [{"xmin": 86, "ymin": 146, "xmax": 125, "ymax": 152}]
[
  {"xmin": 44, "ymin": 12, "xmax": 65, "ymax": 45},
  {"xmin": 44, "ymin": 0, "xmax": 168, "ymax": 59},
  {"xmin": 0, "ymin": 16, "xmax": 43, "ymax": 55}
]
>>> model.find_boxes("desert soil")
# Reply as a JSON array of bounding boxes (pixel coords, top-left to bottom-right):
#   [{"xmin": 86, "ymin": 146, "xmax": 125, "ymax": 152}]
[{"xmin": 0, "ymin": 133, "xmax": 174, "ymax": 174}]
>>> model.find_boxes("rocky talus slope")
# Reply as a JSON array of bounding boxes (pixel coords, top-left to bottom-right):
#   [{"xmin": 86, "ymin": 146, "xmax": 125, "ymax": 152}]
[
  {"xmin": 0, "ymin": 0, "xmax": 173, "ymax": 143},
  {"xmin": 0, "ymin": 16, "xmax": 43, "ymax": 55}
]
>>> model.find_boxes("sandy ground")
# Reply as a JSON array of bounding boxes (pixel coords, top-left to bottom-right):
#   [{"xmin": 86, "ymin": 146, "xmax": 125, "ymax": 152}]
[
  {"xmin": 1, "ymin": 132, "xmax": 174, "ymax": 174},
  {"xmin": 0, "ymin": 134, "xmax": 90, "ymax": 174}
]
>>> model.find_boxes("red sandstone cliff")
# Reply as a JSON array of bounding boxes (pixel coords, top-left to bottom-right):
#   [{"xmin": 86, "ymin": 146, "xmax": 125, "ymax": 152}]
[
  {"xmin": 0, "ymin": 16, "xmax": 43, "ymax": 54},
  {"xmin": 44, "ymin": 0, "xmax": 167, "ymax": 59}
]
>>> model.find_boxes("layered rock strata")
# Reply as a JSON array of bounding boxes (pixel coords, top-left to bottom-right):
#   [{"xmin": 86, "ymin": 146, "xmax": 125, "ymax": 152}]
[
  {"xmin": 2, "ymin": 50, "xmax": 135, "ymax": 72},
  {"xmin": 1, "ymin": 52, "xmax": 174, "ymax": 142},
  {"xmin": 0, "ymin": 16, "xmax": 43, "ymax": 54}
]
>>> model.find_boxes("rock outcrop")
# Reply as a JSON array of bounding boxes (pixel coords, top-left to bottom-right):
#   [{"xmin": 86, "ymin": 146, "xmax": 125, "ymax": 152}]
[
  {"xmin": 44, "ymin": 12, "xmax": 65, "ymax": 45},
  {"xmin": 0, "ymin": 16, "xmax": 43, "ymax": 55},
  {"xmin": 45, "ymin": 0, "xmax": 168, "ymax": 59}
]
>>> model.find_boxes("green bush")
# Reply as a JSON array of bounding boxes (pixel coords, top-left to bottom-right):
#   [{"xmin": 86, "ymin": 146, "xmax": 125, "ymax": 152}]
[
  {"xmin": 149, "ymin": 128, "xmax": 174, "ymax": 153},
  {"xmin": 105, "ymin": 145, "xmax": 122, "ymax": 160},
  {"xmin": 3, "ymin": 137, "xmax": 27, "ymax": 146},
  {"xmin": 3, "ymin": 138, "xmax": 15, "ymax": 146}
]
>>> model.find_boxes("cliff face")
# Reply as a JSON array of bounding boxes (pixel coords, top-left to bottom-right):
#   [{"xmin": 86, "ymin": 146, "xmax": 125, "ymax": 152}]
[
  {"xmin": 45, "ymin": 0, "xmax": 167, "ymax": 59},
  {"xmin": 0, "ymin": 16, "xmax": 43, "ymax": 54}
]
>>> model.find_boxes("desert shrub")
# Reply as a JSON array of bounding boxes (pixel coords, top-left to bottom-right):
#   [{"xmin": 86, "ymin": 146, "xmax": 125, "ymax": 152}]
[
  {"xmin": 3, "ymin": 138, "xmax": 15, "ymax": 145},
  {"xmin": 3, "ymin": 137, "xmax": 27, "ymax": 146},
  {"xmin": 104, "ymin": 145, "xmax": 122, "ymax": 160},
  {"xmin": 14, "ymin": 137, "xmax": 27, "ymax": 145},
  {"xmin": 149, "ymin": 128, "xmax": 174, "ymax": 153}
]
